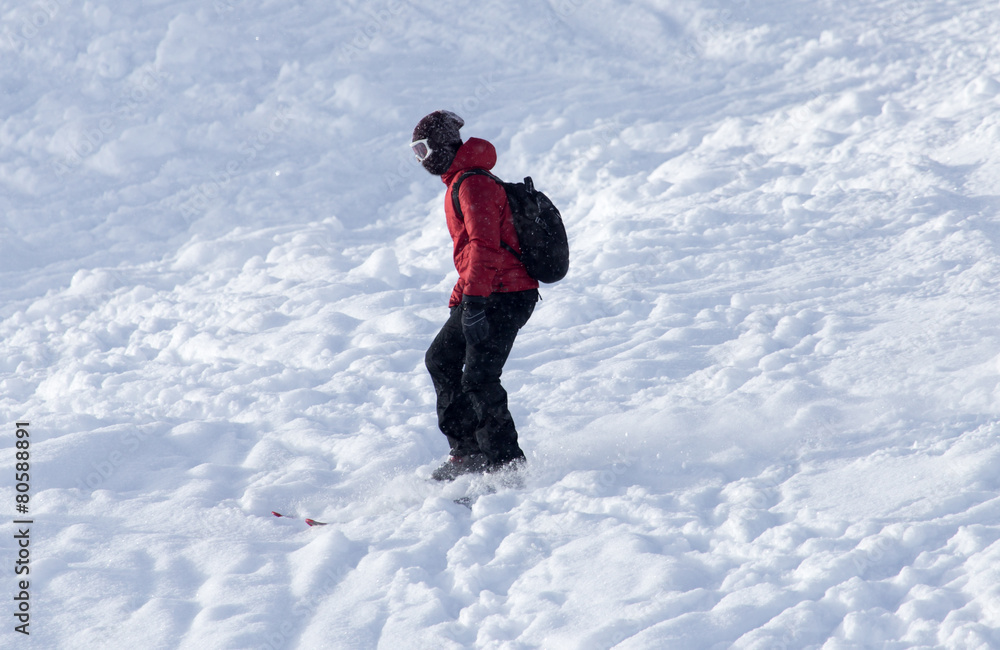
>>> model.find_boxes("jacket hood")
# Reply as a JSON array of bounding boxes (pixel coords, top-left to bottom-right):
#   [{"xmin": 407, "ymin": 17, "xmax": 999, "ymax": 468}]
[{"xmin": 441, "ymin": 138, "xmax": 497, "ymax": 185}]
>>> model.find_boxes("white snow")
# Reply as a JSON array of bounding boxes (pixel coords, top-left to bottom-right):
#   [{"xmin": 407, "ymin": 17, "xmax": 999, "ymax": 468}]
[{"xmin": 3, "ymin": 0, "xmax": 1000, "ymax": 647}]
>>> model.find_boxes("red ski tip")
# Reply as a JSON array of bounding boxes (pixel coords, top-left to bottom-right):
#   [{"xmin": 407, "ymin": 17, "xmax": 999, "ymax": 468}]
[{"xmin": 271, "ymin": 511, "xmax": 326, "ymax": 526}]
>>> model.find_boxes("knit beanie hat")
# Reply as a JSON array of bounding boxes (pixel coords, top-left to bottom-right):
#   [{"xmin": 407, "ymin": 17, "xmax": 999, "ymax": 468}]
[{"xmin": 412, "ymin": 110, "xmax": 464, "ymax": 175}]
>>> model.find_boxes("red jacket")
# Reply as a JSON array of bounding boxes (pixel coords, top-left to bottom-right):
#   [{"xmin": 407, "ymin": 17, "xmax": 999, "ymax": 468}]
[{"xmin": 441, "ymin": 138, "xmax": 538, "ymax": 307}]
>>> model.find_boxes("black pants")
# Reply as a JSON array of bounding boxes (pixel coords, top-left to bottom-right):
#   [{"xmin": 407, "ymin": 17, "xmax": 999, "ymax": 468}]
[{"xmin": 425, "ymin": 289, "xmax": 538, "ymax": 466}]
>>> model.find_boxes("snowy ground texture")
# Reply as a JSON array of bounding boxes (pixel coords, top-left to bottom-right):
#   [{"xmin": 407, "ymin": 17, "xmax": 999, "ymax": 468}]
[{"xmin": 3, "ymin": 0, "xmax": 1000, "ymax": 648}]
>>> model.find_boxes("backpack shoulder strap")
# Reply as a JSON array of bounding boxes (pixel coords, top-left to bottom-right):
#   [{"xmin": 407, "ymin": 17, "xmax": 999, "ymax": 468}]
[
  {"xmin": 449, "ymin": 169, "xmax": 521, "ymax": 261},
  {"xmin": 449, "ymin": 169, "xmax": 498, "ymax": 221}
]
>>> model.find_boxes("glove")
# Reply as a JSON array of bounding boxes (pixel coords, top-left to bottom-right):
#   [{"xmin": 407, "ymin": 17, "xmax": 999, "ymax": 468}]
[{"xmin": 461, "ymin": 295, "xmax": 490, "ymax": 346}]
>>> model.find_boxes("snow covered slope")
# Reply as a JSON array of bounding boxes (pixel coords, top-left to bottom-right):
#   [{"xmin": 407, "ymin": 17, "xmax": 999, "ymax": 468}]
[{"xmin": 3, "ymin": 0, "xmax": 1000, "ymax": 647}]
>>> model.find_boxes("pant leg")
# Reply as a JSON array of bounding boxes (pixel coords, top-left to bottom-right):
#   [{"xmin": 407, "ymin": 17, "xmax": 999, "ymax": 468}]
[
  {"xmin": 425, "ymin": 306, "xmax": 481, "ymax": 455},
  {"xmin": 462, "ymin": 290, "xmax": 537, "ymax": 465}
]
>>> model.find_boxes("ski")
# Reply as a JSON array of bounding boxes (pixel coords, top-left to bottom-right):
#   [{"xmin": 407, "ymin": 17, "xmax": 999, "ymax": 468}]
[
  {"xmin": 433, "ymin": 468, "xmax": 523, "ymax": 508},
  {"xmin": 271, "ymin": 511, "xmax": 327, "ymax": 527},
  {"xmin": 452, "ymin": 483, "xmax": 497, "ymax": 508}
]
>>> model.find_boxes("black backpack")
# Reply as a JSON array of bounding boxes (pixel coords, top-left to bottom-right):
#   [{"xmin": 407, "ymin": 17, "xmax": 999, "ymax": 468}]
[{"xmin": 451, "ymin": 169, "xmax": 569, "ymax": 284}]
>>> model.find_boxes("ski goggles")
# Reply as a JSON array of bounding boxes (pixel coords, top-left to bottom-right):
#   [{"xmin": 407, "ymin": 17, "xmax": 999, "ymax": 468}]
[{"xmin": 410, "ymin": 138, "xmax": 432, "ymax": 162}]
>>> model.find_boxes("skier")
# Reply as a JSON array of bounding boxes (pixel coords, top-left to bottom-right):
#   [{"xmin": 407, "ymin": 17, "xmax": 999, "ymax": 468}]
[{"xmin": 411, "ymin": 110, "xmax": 539, "ymax": 483}]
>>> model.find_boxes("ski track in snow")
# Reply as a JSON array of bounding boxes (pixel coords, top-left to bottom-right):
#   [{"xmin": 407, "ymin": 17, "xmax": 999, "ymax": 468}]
[{"xmin": 2, "ymin": 0, "xmax": 1000, "ymax": 648}]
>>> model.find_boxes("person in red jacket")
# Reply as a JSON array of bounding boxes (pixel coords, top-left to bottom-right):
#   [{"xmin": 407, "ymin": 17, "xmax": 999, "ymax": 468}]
[{"xmin": 411, "ymin": 110, "xmax": 539, "ymax": 482}]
